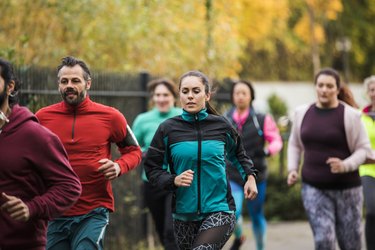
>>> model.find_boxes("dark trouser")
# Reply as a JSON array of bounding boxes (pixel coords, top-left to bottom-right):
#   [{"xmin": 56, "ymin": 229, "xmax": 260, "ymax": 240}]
[
  {"xmin": 46, "ymin": 207, "xmax": 109, "ymax": 250},
  {"xmin": 144, "ymin": 181, "xmax": 177, "ymax": 250},
  {"xmin": 174, "ymin": 212, "xmax": 236, "ymax": 250},
  {"xmin": 362, "ymin": 176, "xmax": 375, "ymax": 250}
]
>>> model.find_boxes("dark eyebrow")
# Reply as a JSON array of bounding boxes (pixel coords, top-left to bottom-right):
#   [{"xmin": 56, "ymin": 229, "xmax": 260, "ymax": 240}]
[
  {"xmin": 181, "ymin": 86, "xmax": 202, "ymax": 91},
  {"xmin": 61, "ymin": 77, "xmax": 82, "ymax": 80}
]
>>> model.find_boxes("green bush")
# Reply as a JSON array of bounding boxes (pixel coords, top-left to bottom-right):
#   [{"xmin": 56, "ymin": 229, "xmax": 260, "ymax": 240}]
[
  {"xmin": 263, "ymin": 94, "xmax": 304, "ymax": 221},
  {"xmin": 267, "ymin": 93, "xmax": 288, "ymax": 121},
  {"xmin": 265, "ymin": 172, "xmax": 306, "ymax": 221}
]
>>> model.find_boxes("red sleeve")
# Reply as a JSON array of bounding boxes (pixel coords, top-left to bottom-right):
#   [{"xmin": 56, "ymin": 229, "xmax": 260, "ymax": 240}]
[{"xmin": 110, "ymin": 110, "xmax": 142, "ymax": 175}]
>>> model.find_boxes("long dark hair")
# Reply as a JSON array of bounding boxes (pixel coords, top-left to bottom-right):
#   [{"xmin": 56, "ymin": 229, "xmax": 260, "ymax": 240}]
[
  {"xmin": 0, "ymin": 58, "xmax": 20, "ymax": 107},
  {"xmin": 179, "ymin": 70, "xmax": 219, "ymax": 115}
]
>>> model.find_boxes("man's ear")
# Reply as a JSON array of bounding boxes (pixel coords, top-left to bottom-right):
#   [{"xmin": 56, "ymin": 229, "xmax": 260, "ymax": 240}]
[{"xmin": 86, "ymin": 80, "xmax": 92, "ymax": 90}]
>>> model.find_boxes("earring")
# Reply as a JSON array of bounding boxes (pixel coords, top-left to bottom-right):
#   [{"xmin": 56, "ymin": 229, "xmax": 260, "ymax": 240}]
[{"xmin": 9, "ymin": 92, "xmax": 16, "ymax": 97}]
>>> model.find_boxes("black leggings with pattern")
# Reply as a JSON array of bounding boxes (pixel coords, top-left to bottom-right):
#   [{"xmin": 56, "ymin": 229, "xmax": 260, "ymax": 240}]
[
  {"xmin": 302, "ymin": 183, "xmax": 363, "ymax": 250},
  {"xmin": 174, "ymin": 212, "xmax": 236, "ymax": 250}
]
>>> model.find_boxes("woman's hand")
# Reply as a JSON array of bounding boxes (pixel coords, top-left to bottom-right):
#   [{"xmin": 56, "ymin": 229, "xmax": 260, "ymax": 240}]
[
  {"xmin": 287, "ymin": 170, "xmax": 299, "ymax": 186},
  {"xmin": 326, "ymin": 157, "xmax": 345, "ymax": 173},
  {"xmin": 174, "ymin": 169, "xmax": 194, "ymax": 187},
  {"xmin": 244, "ymin": 175, "xmax": 258, "ymax": 200}
]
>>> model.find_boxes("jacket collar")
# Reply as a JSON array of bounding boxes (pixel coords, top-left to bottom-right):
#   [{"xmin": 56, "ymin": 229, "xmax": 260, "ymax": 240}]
[
  {"xmin": 182, "ymin": 108, "xmax": 208, "ymax": 122},
  {"xmin": 62, "ymin": 96, "xmax": 91, "ymax": 113}
]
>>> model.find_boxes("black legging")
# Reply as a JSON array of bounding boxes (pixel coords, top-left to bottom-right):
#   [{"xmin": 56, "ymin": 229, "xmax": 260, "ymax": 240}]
[
  {"xmin": 174, "ymin": 212, "xmax": 236, "ymax": 250},
  {"xmin": 362, "ymin": 176, "xmax": 375, "ymax": 250},
  {"xmin": 144, "ymin": 181, "xmax": 177, "ymax": 250}
]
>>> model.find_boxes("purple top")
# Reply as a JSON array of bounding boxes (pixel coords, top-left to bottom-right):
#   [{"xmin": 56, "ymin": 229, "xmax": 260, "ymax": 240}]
[{"xmin": 301, "ymin": 104, "xmax": 360, "ymax": 189}]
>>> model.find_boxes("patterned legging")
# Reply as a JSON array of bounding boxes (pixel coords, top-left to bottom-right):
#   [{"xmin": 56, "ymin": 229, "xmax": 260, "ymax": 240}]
[
  {"xmin": 174, "ymin": 212, "xmax": 236, "ymax": 250},
  {"xmin": 302, "ymin": 183, "xmax": 363, "ymax": 250}
]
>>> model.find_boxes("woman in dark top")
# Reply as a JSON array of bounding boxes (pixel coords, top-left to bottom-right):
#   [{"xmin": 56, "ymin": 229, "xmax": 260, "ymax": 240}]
[{"xmin": 287, "ymin": 68, "xmax": 372, "ymax": 250}]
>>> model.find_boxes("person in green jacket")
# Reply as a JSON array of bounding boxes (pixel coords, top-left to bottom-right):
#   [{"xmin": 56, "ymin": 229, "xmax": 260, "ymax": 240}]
[
  {"xmin": 360, "ymin": 75, "xmax": 375, "ymax": 250},
  {"xmin": 132, "ymin": 78, "xmax": 181, "ymax": 250}
]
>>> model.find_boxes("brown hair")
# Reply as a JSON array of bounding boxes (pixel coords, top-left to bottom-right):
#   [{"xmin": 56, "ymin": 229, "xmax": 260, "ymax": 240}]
[
  {"xmin": 147, "ymin": 78, "xmax": 178, "ymax": 99},
  {"xmin": 179, "ymin": 70, "xmax": 219, "ymax": 115},
  {"xmin": 338, "ymin": 84, "xmax": 359, "ymax": 108},
  {"xmin": 315, "ymin": 68, "xmax": 341, "ymax": 89},
  {"xmin": 57, "ymin": 56, "xmax": 91, "ymax": 82}
]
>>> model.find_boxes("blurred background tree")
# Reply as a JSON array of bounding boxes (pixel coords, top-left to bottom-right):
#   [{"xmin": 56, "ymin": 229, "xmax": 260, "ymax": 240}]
[{"xmin": 0, "ymin": 0, "xmax": 373, "ymax": 82}]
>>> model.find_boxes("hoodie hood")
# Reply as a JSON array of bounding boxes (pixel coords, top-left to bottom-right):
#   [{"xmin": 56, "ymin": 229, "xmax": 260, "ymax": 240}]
[{"xmin": 1, "ymin": 105, "xmax": 38, "ymax": 135}]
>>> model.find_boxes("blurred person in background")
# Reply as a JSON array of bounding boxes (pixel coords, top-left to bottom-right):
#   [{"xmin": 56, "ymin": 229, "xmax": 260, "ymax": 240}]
[
  {"xmin": 287, "ymin": 68, "xmax": 373, "ymax": 250},
  {"xmin": 360, "ymin": 75, "xmax": 375, "ymax": 250},
  {"xmin": 0, "ymin": 58, "xmax": 81, "ymax": 250},
  {"xmin": 224, "ymin": 80, "xmax": 283, "ymax": 250},
  {"xmin": 144, "ymin": 70, "xmax": 258, "ymax": 250},
  {"xmin": 132, "ymin": 78, "xmax": 181, "ymax": 250},
  {"xmin": 36, "ymin": 56, "xmax": 142, "ymax": 250}
]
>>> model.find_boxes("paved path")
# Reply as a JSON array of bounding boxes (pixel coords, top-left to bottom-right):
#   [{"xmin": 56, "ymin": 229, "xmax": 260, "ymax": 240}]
[{"xmin": 223, "ymin": 220, "xmax": 365, "ymax": 250}]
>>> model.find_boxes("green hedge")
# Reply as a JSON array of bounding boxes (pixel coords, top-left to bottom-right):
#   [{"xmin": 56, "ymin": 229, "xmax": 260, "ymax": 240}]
[{"xmin": 264, "ymin": 172, "xmax": 306, "ymax": 221}]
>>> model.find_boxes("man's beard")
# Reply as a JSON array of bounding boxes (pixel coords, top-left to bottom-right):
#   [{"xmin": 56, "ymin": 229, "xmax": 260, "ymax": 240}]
[{"xmin": 60, "ymin": 88, "xmax": 86, "ymax": 106}]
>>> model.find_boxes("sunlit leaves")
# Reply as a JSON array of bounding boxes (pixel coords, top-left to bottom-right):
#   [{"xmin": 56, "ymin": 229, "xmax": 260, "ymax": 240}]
[{"xmin": 0, "ymin": 0, "xmax": 372, "ymax": 81}]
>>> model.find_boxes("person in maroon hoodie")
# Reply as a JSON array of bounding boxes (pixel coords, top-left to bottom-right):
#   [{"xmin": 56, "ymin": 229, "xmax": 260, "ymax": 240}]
[{"xmin": 0, "ymin": 58, "xmax": 82, "ymax": 250}]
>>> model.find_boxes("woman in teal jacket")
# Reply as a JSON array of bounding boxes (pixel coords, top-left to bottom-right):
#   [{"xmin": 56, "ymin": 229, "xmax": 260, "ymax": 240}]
[{"xmin": 144, "ymin": 70, "xmax": 258, "ymax": 250}]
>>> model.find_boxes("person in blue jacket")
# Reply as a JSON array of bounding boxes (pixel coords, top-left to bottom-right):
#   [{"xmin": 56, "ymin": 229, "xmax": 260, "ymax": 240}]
[{"xmin": 144, "ymin": 70, "xmax": 258, "ymax": 250}]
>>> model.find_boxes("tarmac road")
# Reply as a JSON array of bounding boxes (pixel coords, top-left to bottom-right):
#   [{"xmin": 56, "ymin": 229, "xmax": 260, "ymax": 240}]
[{"xmin": 223, "ymin": 220, "xmax": 366, "ymax": 250}]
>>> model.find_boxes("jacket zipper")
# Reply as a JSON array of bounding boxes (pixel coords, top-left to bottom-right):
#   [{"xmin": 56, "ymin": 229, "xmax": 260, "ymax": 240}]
[
  {"xmin": 195, "ymin": 113, "xmax": 202, "ymax": 214},
  {"xmin": 71, "ymin": 110, "xmax": 76, "ymax": 141}
]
